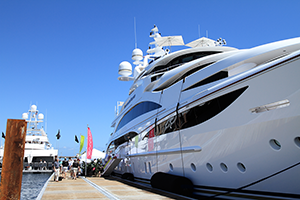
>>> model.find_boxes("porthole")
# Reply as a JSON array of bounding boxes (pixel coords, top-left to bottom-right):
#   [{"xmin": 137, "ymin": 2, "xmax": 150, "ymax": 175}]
[
  {"xmin": 294, "ymin": 137, "xmax": 300, "ymax": 148},
  {"xmin": 237, "ymin": 162, "xmax": 246, "ymax": 173},
  {"xmin": 269, "ymin": 139, "xmax": 281, "ymax": 150},
  {"xmin": 220, "ymin": 163, "xmax": 228, "ymax": 172},
  {"xmin": 191, "ymin": 163, "xmax": 196, "ymax": 172},
  {"xmin": 169, "ymin": 163, "xmax": 173, "ymax": 171},
  {"xmin": 206, "ymin": 163, "xmax": 213, "ymax": 172}
]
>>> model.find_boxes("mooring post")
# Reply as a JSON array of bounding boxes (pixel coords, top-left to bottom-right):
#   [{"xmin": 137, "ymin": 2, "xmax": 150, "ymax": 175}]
[{"xmin": 0, "ymin": 119, "xmax": 27, "ymax": 200}]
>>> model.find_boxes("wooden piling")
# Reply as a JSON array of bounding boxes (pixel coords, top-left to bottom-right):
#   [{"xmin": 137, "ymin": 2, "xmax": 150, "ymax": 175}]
[{"xmin": 0, "ymin": 119, "xmax": 27, "ymax": 200}]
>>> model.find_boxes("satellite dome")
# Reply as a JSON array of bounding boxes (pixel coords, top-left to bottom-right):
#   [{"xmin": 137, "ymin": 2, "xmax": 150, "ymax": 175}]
[
  {"xmin": 22, "ymin": 113, "xmax": 28, "ymax": 120},
  {"xmin": 31, "ymin": 105, "xmax": 37, "ymax": 112},
  {"xmin": 118, "ymin": 61, "xmax": 132, "ymax": 77},
  {"xmin": 38, "ymin": 113, "xmax": 44, "ymax": 120},
  {"xmin": 132, "ymin": 48, "xmax": 143, "ymax": 61}
]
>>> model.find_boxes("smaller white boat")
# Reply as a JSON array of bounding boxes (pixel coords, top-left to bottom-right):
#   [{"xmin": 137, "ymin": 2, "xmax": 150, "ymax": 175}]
[
  {"xmin": 22, "ymin": 105, "xmax": 58, "ymax": 170},
  {"xmin": 0, "ymin": 105, "xmax": 58, "ymax": 171}
]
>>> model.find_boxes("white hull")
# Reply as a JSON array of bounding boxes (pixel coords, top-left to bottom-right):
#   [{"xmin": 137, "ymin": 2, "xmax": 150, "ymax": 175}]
[{"xmin": 107, "ymin": 27, "xmax": 300, "ymax": 199}]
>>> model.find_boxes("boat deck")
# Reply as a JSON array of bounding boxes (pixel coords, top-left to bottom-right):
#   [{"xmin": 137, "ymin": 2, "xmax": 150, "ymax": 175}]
[{"xmin": 39, "ymin": 173, "xmax": 194, "ymax": 200}]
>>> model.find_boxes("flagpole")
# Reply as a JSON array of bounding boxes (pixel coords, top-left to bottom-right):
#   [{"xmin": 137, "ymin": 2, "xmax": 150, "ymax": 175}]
[
  {"xmin": 78, "ymin": 134, "xmax": 80, "ymax": 156},
  {"xmin": 56, "ymin": 129, "xmax": 60, "ymax": 157},
  {"xmin": 79, "ymin": 134, "xmax": 81, "ymax": 155},
  {"xmin": 57, "ymin": 134, "xmax": 59, "ymax": 155}
]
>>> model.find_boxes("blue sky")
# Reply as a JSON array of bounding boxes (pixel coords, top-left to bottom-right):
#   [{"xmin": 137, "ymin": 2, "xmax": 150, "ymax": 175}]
[{"xmin": 1, "ymin": 0, "xmax": 299, "ymax": 156}]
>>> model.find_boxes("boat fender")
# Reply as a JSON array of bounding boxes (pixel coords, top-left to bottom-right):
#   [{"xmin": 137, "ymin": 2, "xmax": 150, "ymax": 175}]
[{"xmin": 150, "ymin": 172, "xmax": 194, "ymax": 196}]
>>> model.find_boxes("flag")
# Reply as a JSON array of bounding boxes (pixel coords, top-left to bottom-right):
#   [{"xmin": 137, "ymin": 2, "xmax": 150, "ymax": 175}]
[
  {"xmin": 79, "ymin": 135, "xmax": 85, "ymax": 154},
  {"xmin": 2, "ymin": 132, "xmax": 5, "ymax": 139},
  {"xmin": 56, "ymin": 129, "xmax": 61, "ymax": 139},
  {"xmin": 75, "ymin": 135, "xmax": 79, "ymax": 143},
  {"xmin": 87, "ymin": 127, "xmax": 93, "ymax": 159}
]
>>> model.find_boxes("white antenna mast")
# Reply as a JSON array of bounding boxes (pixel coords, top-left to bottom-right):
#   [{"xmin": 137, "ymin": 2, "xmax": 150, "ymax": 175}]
[
  {"xmin": 45, "ymin": 109, "xmax": 47, "ymax": 133},
  {"xmin": 134, "ymin": 17, "xmax": 137, "ymax": 49},
  {"xmin": 206, "ymin": 30, "xmax": 208, "ymax": 38}
]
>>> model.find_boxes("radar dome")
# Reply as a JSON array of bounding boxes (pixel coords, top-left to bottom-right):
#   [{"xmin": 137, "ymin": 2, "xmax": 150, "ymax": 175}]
[
  {"xmin": 38, "ymin": 113, "xmax": 44, "ymax": 120},
  {"xmin": 132, "ymin": 48, "xmax": 143, "ymax": 61},
  {"xmin": 22, "ymin": 113, "xmax": 28, "ymax": 120},
  {"xmin": 31, "ymin": 105, "xmax": 37, "ymax": 112},
  {"xmin": 118, "ymin": 61, "xmax": 132, "ymax": 77}
]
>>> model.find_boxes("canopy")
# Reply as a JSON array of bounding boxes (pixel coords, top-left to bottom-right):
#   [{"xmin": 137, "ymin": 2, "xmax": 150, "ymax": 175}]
[
  {"xmin": 186, "ymin": 37, "xmax": 216, "ymax": 47},
  {"xmin": 79, "ymin": 148, "xmax": 105, "ymax": 163},
  {"xmin": 154, "ymin": 36, "xmax": 184, "ymax": 47}
]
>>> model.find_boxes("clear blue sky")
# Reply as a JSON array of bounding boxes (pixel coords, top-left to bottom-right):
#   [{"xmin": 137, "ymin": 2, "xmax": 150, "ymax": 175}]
[{"xmin": 1, "ymin": 0, "xmax": 299, "ymax": 156}]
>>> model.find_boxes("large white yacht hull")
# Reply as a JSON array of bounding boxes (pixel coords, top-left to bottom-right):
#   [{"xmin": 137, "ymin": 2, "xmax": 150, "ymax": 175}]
[{"xmin": 112, "ymin": 50, "xmax": 300, "ymax": 199}]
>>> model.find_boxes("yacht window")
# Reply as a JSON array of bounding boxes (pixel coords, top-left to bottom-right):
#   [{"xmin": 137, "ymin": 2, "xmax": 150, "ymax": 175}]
[
  {"xmin": 153, "ymin": 62, "xmax": 215, "ymax": 92},
  {"xmin": 183, "ymin": 71, "xmax": 228, "ymax": 91},
  {"xmin": 181, "ymin": 62, "xmax": 215, "ymax": 79},
  {"xmin": 151, "ymin": 74, "xmax": 163, "ymax": 82},
  {"xmin": 114, "ymin": 132, "xmax": 138, "ymax": 146},
  {"xmin": 116, "ymin": 101, "xmax": 162, "ymax": 132},
  {"xmin": 154, "ymin": 86, "xmax": 248, "ymax": 136},
  {"xmin": 145, "ymin": 51, "xmax": 220, "ymax": 76},
  {"xmin": 181, "ymin": 55, "xmax": 194, "ymax": 63}
]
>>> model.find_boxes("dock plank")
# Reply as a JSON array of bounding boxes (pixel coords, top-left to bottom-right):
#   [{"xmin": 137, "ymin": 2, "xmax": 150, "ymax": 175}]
[
  {"xmin": 87, "ymin": 177, "xmax": 173, "ymax": 200},
  {"xmin": 41, "ymin": 178, "xmax": 109, "ymax": 200},
  {"xmin": 41, "ymin": 175, "xmax": 180, "ymax": 200}
]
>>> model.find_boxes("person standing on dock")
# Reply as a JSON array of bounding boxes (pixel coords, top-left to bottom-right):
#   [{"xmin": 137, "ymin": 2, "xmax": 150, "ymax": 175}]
[
  {"xmin": 68, "ymin": 157, "xmax": 73, "ymax": 178},
  {"xmin": 39, "ymin": 159, "xmax": 43, "ymax": 170},
  {"xmin": 72, "ymin": 158, "xmax": 80, "ymax": 180},
  {"xmin": 62, "ymin": 157, "xmax": 69, "ymax": 179},
  {"xmin": 53, "ymin": 156, "xmax": 60, "ymax": 182}
]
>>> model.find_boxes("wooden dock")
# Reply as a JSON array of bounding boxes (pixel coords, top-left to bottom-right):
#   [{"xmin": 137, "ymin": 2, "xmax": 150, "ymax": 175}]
[{"xmin": 38, "ymin": 173, "xmax": 194, "ymax": 200}]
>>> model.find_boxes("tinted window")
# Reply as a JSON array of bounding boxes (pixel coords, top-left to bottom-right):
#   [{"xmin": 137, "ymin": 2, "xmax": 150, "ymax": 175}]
[
  {"xmin": 153, "ymin": 86, "xmax": 248, "ymax": 136},
  {"xmin": 116, "ymin": 101, "xmax": 162, "ymax": 132},
  {"xmin": 146, "ymin": 51, "xmax": 220, "ymax": 76},
  {"xmin": 114, "ymin": 132, "xmax": 138, "ymax": 146},
  {"xmin": 183, "ymin": 71, "xmax": 228, "ymax": 91},
  {"xmin": 153, "ymin": 62, "xmax": 215, "ymax": 92}
]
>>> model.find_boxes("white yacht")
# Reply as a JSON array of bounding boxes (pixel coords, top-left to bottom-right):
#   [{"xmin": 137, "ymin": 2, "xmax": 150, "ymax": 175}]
[
  {"xmin": 0, "ymin": 105, "xmax": 58, "ymax": 171},
  {"xmin": 104, "ymin": 26, "xmax": 300, "ymax": 199}
]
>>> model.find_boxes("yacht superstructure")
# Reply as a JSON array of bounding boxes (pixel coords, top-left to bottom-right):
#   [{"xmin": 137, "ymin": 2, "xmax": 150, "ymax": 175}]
[
  {"xmin": 0, "ymin": 105, "xmax": 58, "ymax": 171},
  {"xmin": 104, "ymin": 26, "xmax": 300, "ymax": 199},
  {"xmin": 21, "ymin": 105, "xmax": 58, "ymax": 170}
]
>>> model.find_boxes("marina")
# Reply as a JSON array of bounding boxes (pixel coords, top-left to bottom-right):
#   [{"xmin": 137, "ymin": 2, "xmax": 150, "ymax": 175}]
[
  {"xmin": 1, "ymin": 26, "xmax": 300, "ymax": 199},
  {"xmin": 1, "ymin": 1, "xmax": 300, "ymax": 200}
]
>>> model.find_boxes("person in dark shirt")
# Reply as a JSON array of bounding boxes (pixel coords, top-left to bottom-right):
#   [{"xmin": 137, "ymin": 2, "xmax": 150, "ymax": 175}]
[
  {"xmin": 72, "ymin": 159, "xmax": 80, "ymax": 180},
  {"xmin": 62, "ymin": 157, "xmax": 69, "ymax": 179}
]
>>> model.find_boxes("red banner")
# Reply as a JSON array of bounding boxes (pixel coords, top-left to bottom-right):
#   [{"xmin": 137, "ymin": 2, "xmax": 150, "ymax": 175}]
[{"xmin": 87, "ymin": 127, "xmax": 93, "ymax": 159}]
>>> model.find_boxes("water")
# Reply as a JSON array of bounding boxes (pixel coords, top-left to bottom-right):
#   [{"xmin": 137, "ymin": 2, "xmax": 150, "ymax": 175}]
[{"xmin": 0, "ymin": 173, "xmax": 51, "ymax": 200}]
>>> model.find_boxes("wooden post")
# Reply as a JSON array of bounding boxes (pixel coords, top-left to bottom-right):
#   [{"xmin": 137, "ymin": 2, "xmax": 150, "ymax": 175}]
[{"xmin": 0, "ymin": 119, "xmax": 27, "ymax": 200}]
